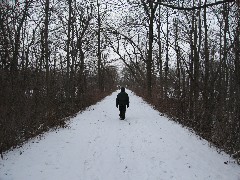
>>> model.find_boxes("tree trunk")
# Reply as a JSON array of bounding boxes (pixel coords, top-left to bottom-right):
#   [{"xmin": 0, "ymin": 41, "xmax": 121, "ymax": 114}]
[
  {"xmin": 66, "ymin": 0, "xmax": 72, "ymax": 100},
  {"xmin": 44, "ymin": 0, "xmax": 50, "ymax": 100},
  {"xmin": 189, "ymin": 9, "xmax": 194, "ymax": 121},
  {"xmin": 141, "ymin": 0, "xmax": 158, "ymax": 97},
  {"xmin": 202, "ymin": 0, "xmax": 211, "ymax": 136},
  {"xmin": 97, "ymin": 0, "xmax": 103, "ymax": 92},
  {"xmin": 157, "ymin": 6, "xmax": 163, "ymax": 98},
  {"xmin": 164, "ymin": 7, "xmax": 169, "ymax": 99}
]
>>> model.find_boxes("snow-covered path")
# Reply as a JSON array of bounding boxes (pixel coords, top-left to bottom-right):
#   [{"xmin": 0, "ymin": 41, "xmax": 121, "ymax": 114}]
[{"xmin": 1, "ymin": 90, "xmax": 240, "ymax": 180}]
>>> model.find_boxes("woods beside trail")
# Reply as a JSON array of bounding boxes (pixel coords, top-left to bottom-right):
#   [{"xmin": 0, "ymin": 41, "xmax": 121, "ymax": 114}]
[
  {"xmin": 0, "ymin": 0, "xmax": 118, "ymax": 154},
  {"xmin": 0, "ymin": 0, "xmax": 240, "ymax": 166}
]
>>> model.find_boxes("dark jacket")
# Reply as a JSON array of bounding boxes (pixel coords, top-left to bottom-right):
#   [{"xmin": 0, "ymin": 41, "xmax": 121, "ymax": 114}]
[{"xmin": 116, "ymin": 88, "xmax": 129, "ymax": 107}]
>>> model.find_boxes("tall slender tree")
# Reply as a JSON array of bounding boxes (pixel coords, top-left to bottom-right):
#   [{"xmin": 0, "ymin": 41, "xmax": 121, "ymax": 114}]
[
  {"xmin": 141, "ymin": 0, "xmax": 159, "ymax": 97},
  {"xmin": 44, "ymin": 0, "xmax": 50, "ymax": 101},
  {"xmin": 97, "ymin": 0, "xmax": 103, "ymax": 91}
]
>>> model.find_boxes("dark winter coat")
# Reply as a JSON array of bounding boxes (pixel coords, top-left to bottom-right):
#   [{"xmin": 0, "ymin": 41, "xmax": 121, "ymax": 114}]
[{"xmin": 116, "ymin": 88, "xmax": 129, "ymax": 108}]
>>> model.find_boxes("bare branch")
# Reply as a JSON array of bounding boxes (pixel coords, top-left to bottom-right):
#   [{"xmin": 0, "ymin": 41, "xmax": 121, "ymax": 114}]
[{"xmin": 154, "ymin": 0, "xmax": 235, "ymax": 10}]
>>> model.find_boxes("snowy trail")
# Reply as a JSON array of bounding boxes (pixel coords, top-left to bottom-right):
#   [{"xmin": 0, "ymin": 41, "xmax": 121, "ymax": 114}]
[{"xmin": 0, "ymin": 90, "xmax": 240, "ymax": 180}]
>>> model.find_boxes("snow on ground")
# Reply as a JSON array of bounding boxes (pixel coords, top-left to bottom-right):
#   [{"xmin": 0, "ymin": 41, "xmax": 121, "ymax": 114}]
[{"xmin": 0, "ymin": 90, "xmax": 240, "ymax": 180}]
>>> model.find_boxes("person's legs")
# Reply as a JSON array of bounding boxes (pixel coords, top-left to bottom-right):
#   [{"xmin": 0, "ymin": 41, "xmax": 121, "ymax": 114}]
[
  {"xmin": 119, "ymin": 106, "xmax": 123, "ymax": 119},
  {"xmin": 119, "ymin": 106, "xmax": 126, "ymax": 120},
  {"xmin": 120, "ymin": 111, "xmax": 123, "ymax": 119},
  {"xmin": 122, "ymin": 110, "xmax": 125, "ymax": 120}
]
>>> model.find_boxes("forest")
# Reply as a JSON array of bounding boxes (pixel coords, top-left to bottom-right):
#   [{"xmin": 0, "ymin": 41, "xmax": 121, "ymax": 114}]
[{"xmin": 0, "ymin": 0, "xmax": 239, "ymax": 163}]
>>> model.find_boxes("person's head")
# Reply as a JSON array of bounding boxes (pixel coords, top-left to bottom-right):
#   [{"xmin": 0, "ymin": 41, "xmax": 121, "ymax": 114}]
[{"xmin": 121, "ymin": 87, "xmax": 125, "ymax": 92}]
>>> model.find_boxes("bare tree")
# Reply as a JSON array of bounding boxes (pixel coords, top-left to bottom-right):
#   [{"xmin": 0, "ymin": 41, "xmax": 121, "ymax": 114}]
[{"xmin": 141, "ymin": 0, "xmax": 159, "ymax": 97}]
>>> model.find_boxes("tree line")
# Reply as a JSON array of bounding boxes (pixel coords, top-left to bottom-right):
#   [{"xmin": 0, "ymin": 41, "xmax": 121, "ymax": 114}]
[
  {"xmin": 0, "ymin": 0, "xmax": 118, "ymax": 155},
  {"xmin": 110, "ymin": 0, "xmax": 239, "ymax": 163}
]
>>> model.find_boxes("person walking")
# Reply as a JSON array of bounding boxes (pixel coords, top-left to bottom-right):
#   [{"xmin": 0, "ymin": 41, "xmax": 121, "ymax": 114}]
[{"xmin": 116, "ymin": 87, "xmax": 129, "ymax": 120}]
